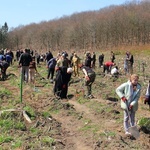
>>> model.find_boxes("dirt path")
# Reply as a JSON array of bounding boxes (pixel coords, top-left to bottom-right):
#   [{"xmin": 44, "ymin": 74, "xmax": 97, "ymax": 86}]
[{"xmin": 53, "ymin": 111, "xmax": 94, "ymax": 150}]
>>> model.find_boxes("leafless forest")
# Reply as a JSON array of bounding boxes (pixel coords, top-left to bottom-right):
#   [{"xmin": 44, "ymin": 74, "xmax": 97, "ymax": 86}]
[{"xmin": 1, "ymin": 0, "xmax": 150, "ymax": 53}]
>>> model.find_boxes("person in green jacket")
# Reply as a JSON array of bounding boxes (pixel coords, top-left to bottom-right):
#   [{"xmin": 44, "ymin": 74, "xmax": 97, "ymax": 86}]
[{"xmin": 116, "ymin": 74, "xmax": 141, "ymax": 135}]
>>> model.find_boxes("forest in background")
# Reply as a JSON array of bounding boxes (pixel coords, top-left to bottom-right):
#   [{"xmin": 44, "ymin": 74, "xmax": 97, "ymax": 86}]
[{"xmin": 0, "ymin": 0, "xmax": 150, "ymax": 53}]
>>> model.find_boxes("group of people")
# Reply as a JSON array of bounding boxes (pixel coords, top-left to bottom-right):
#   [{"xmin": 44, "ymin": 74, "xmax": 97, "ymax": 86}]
[
  {"xmin": 0, "ymin": 49, "xmax": 14, "ymax": 80},
  {"xmin": 51, "ymin": 51, "xmax": 96, "ymax": 99},
  {"xmin": 1, "ymin": 47, "xmax": 150, "ymax": 138}
]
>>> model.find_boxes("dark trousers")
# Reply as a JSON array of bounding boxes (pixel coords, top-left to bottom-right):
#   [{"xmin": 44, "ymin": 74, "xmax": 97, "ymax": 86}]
[
  {"xmin": 1, "ymin": 68, "xmax": 7, "ymax": 81},
  {"xmin": 47, "ymin": 68, "xmax": 55, "ymax": 79},
  {"xmin": 103, "ymin": 65, "xmax": 112, "ymax": 74}
]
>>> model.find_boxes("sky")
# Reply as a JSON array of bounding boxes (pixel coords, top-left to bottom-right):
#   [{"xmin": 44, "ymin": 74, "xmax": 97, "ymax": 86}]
[{"xmin": 0, "ymin": 0, "xmax": 130, "ymax": 29}]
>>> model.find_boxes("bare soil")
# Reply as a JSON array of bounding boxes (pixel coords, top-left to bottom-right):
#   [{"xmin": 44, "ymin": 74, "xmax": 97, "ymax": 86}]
[{"xmin": 0, "ymin": 53, "xmax": 150, "ymax": 150}]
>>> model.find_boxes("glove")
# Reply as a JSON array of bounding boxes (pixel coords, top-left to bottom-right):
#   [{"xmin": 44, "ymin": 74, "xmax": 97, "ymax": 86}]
[
  {"xmin": 121, "ymin": 96, "xmax": 127, "ymax": 102},
  {"xmin": 129, "ymin": 105, "xmax": 133, "ymax": 110},
  {"xmin": 55, "ymin": 67, "xmax": 60, "ymax": 71},
  {"xmin": 85, "ymin": 75, "xmax": 90, "ymax": 81}
]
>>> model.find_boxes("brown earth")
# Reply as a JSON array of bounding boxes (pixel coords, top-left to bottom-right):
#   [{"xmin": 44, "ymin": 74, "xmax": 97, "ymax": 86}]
[{"xmin": 0, "ymin": 53, "xmax": 150, "ymax": 150}]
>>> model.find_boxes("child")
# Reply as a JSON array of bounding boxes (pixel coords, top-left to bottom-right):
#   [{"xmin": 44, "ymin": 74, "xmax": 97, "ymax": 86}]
[
  {"xmin": 29, "ymin": 56, "xmax": 37, "ymax": 83},
  {"xmin": 116, "ymin": 74, "xmax": 141, "ymax": 135}
]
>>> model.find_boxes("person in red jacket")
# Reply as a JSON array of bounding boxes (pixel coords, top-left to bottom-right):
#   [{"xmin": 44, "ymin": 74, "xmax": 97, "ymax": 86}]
[{"xmin": 103, "ymin": 61, "xmax": 115, "ymax": 74}]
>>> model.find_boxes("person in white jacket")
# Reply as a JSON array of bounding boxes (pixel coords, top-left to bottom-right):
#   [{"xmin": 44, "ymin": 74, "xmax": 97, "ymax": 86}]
[{"xmin": 116, "ymin": 74, "xmax": 141, "ymax": 135}]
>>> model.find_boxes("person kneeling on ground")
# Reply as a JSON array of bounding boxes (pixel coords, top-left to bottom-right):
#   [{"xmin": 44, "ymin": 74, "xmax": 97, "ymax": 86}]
[
  {"xmin": 111, "ymin": 66, "xmax": 119, "ymax": 78},
  {"xmin": 103, "ymin": 61, "xmax": 115, "ymax": 74},
  {"xmin": 53, "ymin": 67, "xmax": 73, "ymax": 99}
]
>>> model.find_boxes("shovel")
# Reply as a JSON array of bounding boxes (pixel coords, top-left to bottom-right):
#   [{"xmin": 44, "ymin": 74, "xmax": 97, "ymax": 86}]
[{"xmin": 126, "ymin": 103, "xmax": 140, "ymax": 139}]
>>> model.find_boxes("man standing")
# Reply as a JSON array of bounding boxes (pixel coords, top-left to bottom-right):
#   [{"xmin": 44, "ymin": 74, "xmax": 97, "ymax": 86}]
[
  {"xmin": 19, "ymin": 49, "xmax": 32, "ymax": 83},
  {"xmin": 47, "ymin": 57, "xmax": 57, "ymax": 83},
  {"xmin": 126, "ymin": 52, "xmax": 134, "ymax": 74},
  {"xmin": 72, "ymin": 53, "xmax": 80, "ymax": 77},
  {"xmin": 99, "ymin": 53, "xmax": 104, "ymax": 68}
]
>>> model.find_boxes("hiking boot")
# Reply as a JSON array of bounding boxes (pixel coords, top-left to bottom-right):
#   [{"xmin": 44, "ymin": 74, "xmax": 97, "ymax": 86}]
[
  {"xmin": 87, "ymin": 95, "xmax": 94, "ymax": 99},
  {"xmin": 50, "ymin": 79, "xmax": 53, "ymax": 83},
  {"xmin": 125, "ymin": 132, "xmax": 131, "ymax": 136}
]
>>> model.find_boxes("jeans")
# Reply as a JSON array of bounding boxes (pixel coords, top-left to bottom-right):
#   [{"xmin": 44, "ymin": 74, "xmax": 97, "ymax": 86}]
[
  {"xmin": 123, "ymin": 110, "xmax": 135, "ymax": 132},
  {"xmin": 21, "ymin": 66, "xmax": 29, "ymax": 82}
]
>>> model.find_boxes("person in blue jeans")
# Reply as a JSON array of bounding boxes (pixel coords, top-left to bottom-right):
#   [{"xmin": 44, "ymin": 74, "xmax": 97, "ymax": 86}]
[
  {"xmin": 116, "ymin": 74, "xmax": 141, "ymax": 136},
  {"xmin": 19, "ymin": 49, "xmax": 32, "ymax": 83},
  {"xmin": 47, "ymin": 57, "xmax": 57, "ymax": 83}
]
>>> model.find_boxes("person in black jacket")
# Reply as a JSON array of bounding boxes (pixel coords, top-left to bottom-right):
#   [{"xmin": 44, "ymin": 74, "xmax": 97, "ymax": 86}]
[
  {"xmin": 45, "ymin": 51, "xmax": 53, "ymax": 63},
  {"xmin": 53, "ymin": 67, "xmax": 73, "ymax": 99},
  {"xmin": 0, "ymin": 57, "xmax": 9, "ymax": 81},
  {"xmin": 84, "ymin": 52, "xmax": 92, "ymax": 67},
  {"xmin": 99, "ymin": 53, "xmax": 104, "ymax": 68},
  {"xmin": 19, "ymin": 49, "xmax": 32, "ymax": 83}
]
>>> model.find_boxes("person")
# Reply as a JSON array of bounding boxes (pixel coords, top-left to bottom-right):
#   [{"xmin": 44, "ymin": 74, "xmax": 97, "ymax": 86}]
[
  {"xmin": 111, "ymin": 66, "xmax": 119, "ymax": 77},
  {"xmin": 116, "ymin": 74, "xmax": 141, "ymax": 136},
  {"xmin": 5, "ymin": 52, "xmax": 12, "ymax": 66},
  {"xmin": 144, "ymin": 80, "xmax": 150, "ymax": 108},
  {"xmin": 53, "ymin": 67, "xmax": 73, "ymax": 99},
  {"xmin": 99, "ymin": 53, "xmax": 104, "ymax": 68},
  {"xmin": 79, "ymin": 63, "xmax": 96, "ymax": 99},
  {"xmin": 47, "ymin": 57, "xmax": 57, "ymax": 83},
  {"xmin": 91, "ymin": 52, "xmax": 96, "ymax": 69},
  {"xmin": 103, "ymin": 61, "xmax": 115, "ymax": 74},
  {"xmin": 0, "ymin": 57, "xmax": 9, "ymax": 81},
  {"xmin": 35, "ymin": 51, "xmax": 40, "ymax": 65},
  {"xmin": 16, "ymin": 49, "xmax": 21, "ymax": 61},
  {"xmin": 72, "ymin": 53, "xmax": 80, "ymax": 77},
  {"xmin": 124, "ymin": 52, "xmax": 129, "ymax": 75},
  {"xmin": 29, "ymin": 56, "xmax": 37, "ymax": 83},
  {"xmin": 110, "ymin": 51, "xmax": 115, "ymax": 63},
  {"xmin": 84, "ymin": 52, "xmax": 92, "ymax": 67},
  {"xmin": 19, "ymin": 48, "xmax": 32, "ymax": 83},
  {"xmin": 69, "ymin": 52, "xmax": 74, "ymax": 67},
  {"xmin": 0, "ymin": 51, "xmax": 5, "ymax": 61},
  {"xmin": 55, "ymin": 53, "xmax": 70, "ymax": 71},
  {"xmin": 126, "ymin": 52, "xmax": 134, "ymax": 74},
  {"xmin": 45, "ymin": 51, "xmax": 53, "ymax": 63}
]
